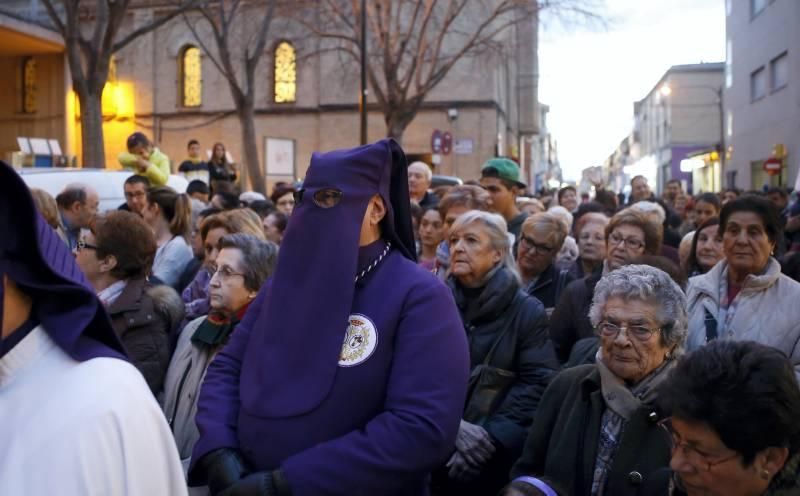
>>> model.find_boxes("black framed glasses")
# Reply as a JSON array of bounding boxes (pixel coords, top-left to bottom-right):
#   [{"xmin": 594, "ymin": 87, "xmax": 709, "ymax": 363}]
[
  {"xmin": 294, "ymin": 187, "xmax": 343, "ymax": 208},
  {"xmin": 609, "ymin": 232, "xmax": 645, "ymax": 250},
  {"xmin": 596, "ymin": 321, "xmax": 660, "ymax": 342},
  {"xmin": 519, "ymin": 234, "xmax": 556, "ymax": 255},
  {"xmin": 210, "ymin": 264, "xmax": 246, "ymax": 281},
  {"xmin": 77, "ymin": 239, "xmax": 98, "ymax": 251}
]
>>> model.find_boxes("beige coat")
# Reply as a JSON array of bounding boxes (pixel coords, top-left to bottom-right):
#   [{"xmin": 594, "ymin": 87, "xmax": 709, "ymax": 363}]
[{"xmin": 686, "ymin": 258, "xmax": 800, "ymax": 379}]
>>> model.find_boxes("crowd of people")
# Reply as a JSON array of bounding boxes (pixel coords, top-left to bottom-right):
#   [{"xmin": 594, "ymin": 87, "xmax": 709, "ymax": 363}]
[{"xmin": 3, "ymin": 133, "xmax": 800, "ymax": 496}]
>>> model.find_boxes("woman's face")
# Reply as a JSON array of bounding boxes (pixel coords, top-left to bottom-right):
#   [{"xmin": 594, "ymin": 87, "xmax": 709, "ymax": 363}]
[
  {"xmin": 599, "ymin": 297, "xmax": 672, "ymax": 384},
  {"xmin": 560, "ymin": 190, "xmax": 578, "ymax": 212},
  {"xmin": 276, "ymin": 192, "xmax": 295, "ymax": 215},
  {"xmin": 263, "ymin": 213, "xmax": 283, "ymax": 244},
  {"xmin": 578, "ymin": 221, "xmax": 607, "ymax": 264},
  {"xmin": 668, "ymin": 417, "xmax": 776, "ymax": 496},
  {"xmin": 213, "ymin": 144, "xmax": 225, "ymax": 160},
  {"xmin": 606, "ymin": 224, "xmax": 646, "ymax": 271},
  {"xmin": 694, "ymin": 200, "xmax": 719, "ymax": 227},
  {"xmin": 419, "ymin": 209, "xmax": 445, "ymax": 249},
  {"xmin": 208, "ymin": 247, "xmax": 252, "ymax": 313},
  {"xmin": 141, "ymin": 200, "xmax": 160, "ymax": 227},
  {"xmin": 204, "ymin": 227, "xmax": 229, "ymax": 266},
  {"xmin": 722, "ymin": 211, "xmax": 774, "ymax": 277},
  {"xmin": 696, "ymin": 224, "xmax": 723, "ymax": 272},
  {"xmin": 74, "ymin": 231, "xmax": 105, "ymax": 286},
  {"xmin": 449, "ymin": 222, "xmax": 502, "ymax": 288}
]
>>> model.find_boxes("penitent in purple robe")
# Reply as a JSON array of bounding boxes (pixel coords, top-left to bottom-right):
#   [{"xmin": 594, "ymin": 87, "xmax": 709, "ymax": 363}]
[{"xmin": 190, "ymin": 139, "xmax": 470, "ymax": 495}]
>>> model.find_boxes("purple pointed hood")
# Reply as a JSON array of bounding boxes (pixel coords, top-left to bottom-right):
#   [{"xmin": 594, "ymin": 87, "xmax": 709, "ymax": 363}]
[
  {"xmin": 240, "ymin": 139, "xmax": 415, "ymax": 417},
  {"xmin": 0, "ymin": 161, "xmax": 126, "ymax": 361}
]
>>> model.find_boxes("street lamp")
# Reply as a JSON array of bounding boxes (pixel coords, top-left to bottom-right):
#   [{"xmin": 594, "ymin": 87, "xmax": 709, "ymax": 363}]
[{"xmin": 659, "ymin": 83, "xmax": 725, "ymax": 172}]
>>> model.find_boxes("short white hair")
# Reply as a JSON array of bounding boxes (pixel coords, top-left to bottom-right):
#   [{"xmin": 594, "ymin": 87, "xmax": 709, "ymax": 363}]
[
  {"xmin": 629, "ymin": 201, "xmax": 665, "ymax": 225},
  {"xmin": 408, "ymin": 161, "xmax": 432, "ymax": 182},
  {"xmin": 546, "ymin": 205, "xmax": 573, "ymax": 232},
  {"xmin": 239, "ymin": 191, "xmax": 266, "ymax": 204}
]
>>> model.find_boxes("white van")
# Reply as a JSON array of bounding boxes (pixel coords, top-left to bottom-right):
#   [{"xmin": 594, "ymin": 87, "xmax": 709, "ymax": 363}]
[{"xmin": 16, "ymin": 168, "xmax": 189, "ymax": 213}]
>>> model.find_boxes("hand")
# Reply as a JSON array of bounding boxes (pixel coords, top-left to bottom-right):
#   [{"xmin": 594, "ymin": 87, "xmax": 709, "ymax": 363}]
[
  {"xmin": 786, "ymin": 215, "xmax": 800, "ymax": 233},
  {"xmin": 454, "ymin": 420, "xmax": 495, "ymax": 467},
  {"xmin": 445, "ymin": 451, "xmax": 482, "ymax": 482},
  {"xmin": 135, "ymin": 156, "xmax": 149, "ymax": 173},
  {"xmin": 192, "ymin": 448, "xmax": 249, "ymax": 495}
]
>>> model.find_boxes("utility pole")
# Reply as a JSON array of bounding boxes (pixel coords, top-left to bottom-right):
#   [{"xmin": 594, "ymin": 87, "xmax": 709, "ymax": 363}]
[
  {"xmin": 717, "ymin": 86, "xmax": 725, "ymax": 173},
  {"xmin": 359, "ymin": 0, "xmax": 368, "ymax": 145}
]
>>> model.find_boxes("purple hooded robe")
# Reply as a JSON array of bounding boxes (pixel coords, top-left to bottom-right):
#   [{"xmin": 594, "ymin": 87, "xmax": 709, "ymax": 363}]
[{"xmin": 189, "ymin": 140, "xmax": 470, "ymax": 495}]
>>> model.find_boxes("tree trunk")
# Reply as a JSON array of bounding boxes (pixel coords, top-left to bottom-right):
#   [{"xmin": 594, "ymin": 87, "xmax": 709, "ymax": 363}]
[
  {"xmin": 385, "ymin": 110, "xmax": 415, "ymax": 145},
  {"xmin": 237, "ymin": 104, "xmax": 266, "ymax": 195},
  {"xmin": 77, "ymin": 88, "xmax": 105, "ymax": 168}
]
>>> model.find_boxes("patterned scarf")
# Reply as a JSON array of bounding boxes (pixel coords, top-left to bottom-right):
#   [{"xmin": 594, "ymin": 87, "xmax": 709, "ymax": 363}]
[
  {"xmin": 592, "ymin": 350, "xmax": 675, "ymax": 496},
  {"xmin": 191, "ymin": 302, "xmax": 251, "ymax": 347}
]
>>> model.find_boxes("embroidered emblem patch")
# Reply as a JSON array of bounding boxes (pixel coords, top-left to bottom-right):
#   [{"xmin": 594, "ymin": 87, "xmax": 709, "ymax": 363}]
[{"xmin": 338, "ymin": 314, "xmax": 378, "ymax": 367}]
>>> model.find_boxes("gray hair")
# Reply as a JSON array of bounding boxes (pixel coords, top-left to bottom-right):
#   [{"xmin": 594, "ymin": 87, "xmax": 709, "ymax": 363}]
[
  {"xmin": 589, "ymin": 264, "xmax": 688, "ymax": 354},
  {"xmin": 629, "ymin": 201, "xmax": 666, "ymax": 225},
  {"xmin": 55, "ymin": 182, "xmax": 90, "ymax": 209},
  {"xmin": 408, "ymin": 161, "xmax": 432, "ymax": 182},
  {"xmin": 449, "ymin": 210, "xmax": 520, "ymax": 283},
  {"xmin": 218, "ymin": 233, "xmax": 279, "ymax": 292},
  {"xmin": 547, "ymin": 205, "xmax": 574, "ymax": 232}
]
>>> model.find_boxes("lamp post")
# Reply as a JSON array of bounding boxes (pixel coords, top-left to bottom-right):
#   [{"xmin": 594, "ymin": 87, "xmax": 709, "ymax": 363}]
[{"xmin": 659, "ymin": 83, "xmax": 725, "ymax": 172}]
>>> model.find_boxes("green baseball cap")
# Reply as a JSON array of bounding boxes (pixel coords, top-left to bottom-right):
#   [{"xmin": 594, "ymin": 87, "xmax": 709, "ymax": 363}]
[{"xmin": 481, "ymin": 158, "xmax": 526, "ymax": 188}]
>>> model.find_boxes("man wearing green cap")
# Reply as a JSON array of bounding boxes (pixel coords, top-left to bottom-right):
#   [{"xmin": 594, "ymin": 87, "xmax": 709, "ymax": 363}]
[{"xmin": 479, "ymin": 158, "xmax": 528, "ymax": 242}]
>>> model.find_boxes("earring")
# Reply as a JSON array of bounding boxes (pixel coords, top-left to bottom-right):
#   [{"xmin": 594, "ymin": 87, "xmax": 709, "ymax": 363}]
[{"xmin": 761, "ymin": 469, "xmax": 770, "ymax": 480}]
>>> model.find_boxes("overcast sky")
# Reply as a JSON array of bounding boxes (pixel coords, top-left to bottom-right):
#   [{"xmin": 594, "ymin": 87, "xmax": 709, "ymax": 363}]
[{"xmin": 539, "ymin": 0, "xmax": 726, "ymax": 181}]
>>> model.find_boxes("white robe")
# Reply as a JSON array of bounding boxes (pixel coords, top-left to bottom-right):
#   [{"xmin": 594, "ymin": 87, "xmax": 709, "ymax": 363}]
[{"xmin": 0, "ymin": 325, "xmax": 188, "ymax": 496}]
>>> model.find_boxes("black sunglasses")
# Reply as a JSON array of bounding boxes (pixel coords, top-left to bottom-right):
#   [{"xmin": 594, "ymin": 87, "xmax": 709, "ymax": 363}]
[{"xmin": 294, "ymin": 187, "xmax": 343, "ymax": 208}]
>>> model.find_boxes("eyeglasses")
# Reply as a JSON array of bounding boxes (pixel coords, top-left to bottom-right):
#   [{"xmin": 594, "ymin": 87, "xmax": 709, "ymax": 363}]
[
  {"xmin": 76, "ymin": 239, "xmax": 98, "ymax": 251},
  {"xmin": 659, "ymin": 418, "xmax": 740, "ymax": 472},
  {"xmin": 210, "ymin": 264, "xmax": 246, "ymax": 281},
  {"xmin": 519, "ymin": 234, "xmax": 556, "ymax": 255},
  {"xmin": 293, "ymin": 187, "xmax": 343, "ymax": 208},
  {"xmin": 609, "ymin": 232, "xmax": 645, "ymax": 250},
  {"xmin": 597, "ymin": 321, "xmax": 660, "ymax": 342}
]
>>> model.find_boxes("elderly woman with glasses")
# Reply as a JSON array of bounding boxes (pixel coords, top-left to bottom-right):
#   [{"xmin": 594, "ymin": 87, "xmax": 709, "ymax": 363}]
[
  {"xmin": 434, "ymin": 210, "xmax": 559, "ymax": 496},
  {"xmin": 505, "ymin": 264, "xmax": 687, "ymax": 496},
  {"xmin": 162, "ymin": 234, "xmax": 278, "ymax": 481},
  {"xmin": 549, "ymin": 209, "xmax": 663, "ymax": 363},
  {"xmin": 659, "ymin": 340, "xmax": 800, "ymax": 495},
  {"xmin": 517, "ymin": 212, "xmax": 575, "ymax": 315}
]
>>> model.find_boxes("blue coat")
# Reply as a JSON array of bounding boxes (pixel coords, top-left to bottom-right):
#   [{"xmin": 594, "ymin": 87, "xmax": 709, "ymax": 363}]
[{"xmin": 191, "ymin": 251, "xmax": 470, "ymax": 495}]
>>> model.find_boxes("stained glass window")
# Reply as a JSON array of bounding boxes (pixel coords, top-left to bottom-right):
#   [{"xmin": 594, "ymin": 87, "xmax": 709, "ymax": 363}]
[
  {"xmin": 181, "ymin": 46, "xmax": 202, "ymax": 107},
  {"xmin": 274, "ymin": 41, "xmax": 296, "ymax": 103},
  {"xmin": 22, "ymin": 58, "xmax": 36, "ymax": 114}
]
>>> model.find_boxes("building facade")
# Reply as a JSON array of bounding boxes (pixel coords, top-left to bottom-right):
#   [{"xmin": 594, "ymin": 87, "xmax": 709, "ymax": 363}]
[
  {"xmin": 724, "ymin": 0, "xmax": 800, "ymax": 190},
  {"xmin": 0, "ymin": 1, "xmax": 540, "ymax": 190},
  {"xmin": 603, "ymin": 63, "xmax": 724, "ymax": 195}
]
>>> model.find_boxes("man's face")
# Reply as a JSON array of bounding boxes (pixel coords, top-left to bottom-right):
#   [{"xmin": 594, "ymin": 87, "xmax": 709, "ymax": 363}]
[
  {"xmin": 407, "ymin": 165, "xmax": 431, "ymax": 199},
  {"xmin": 188, "ymin": 143, "xmax": 201, "ymax": 159},
  {"xmin": 190, "ymin": 191, "xmax": 209, "ymax": 204},
  {"xmin": 665, "ymin": 182, "xmax": 681, "ymax": 200},
  {"xmin": 76, "ymin": 189, "xmax": 100, "ymax": 228},
  {"xmin": 124, "ymin": 182, "xmax": 147, "ymax": 215},
  {"xmin": 722, "ymin": 191, "xmax": 738, "ymax": 205},
  {"xmin": 632, "ymin": 178, "xmax": 650, "ymax": 201},
  {"xmin": 480, "ymin": 177, "xmax": 513, "ymax": 216},
  {"xmin": 444, "ymin": 205, "xmax": 471, "ymax": 236}
]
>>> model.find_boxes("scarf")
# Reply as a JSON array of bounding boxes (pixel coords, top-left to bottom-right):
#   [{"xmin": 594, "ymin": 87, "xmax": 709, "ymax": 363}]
[
  {"xmin": 591, "ymin": 349, "xmax": 675, "ymax": 496},
  {"xmin": 191, "ymin": 302, "xmax": 251, "ymax": 347}
]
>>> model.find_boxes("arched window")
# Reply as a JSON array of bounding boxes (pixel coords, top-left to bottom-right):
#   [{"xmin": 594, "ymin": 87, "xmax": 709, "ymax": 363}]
[
  {"xmin": 274, "ymin": 41, "xmax": 296, "ymax": 103},
  {"xmin": 180, "ymin": 46, "xmax": 202, "ymax": 107},
  {"xmin": 22, "ymin": 57, "xmax": 36, "ymax": 114}
]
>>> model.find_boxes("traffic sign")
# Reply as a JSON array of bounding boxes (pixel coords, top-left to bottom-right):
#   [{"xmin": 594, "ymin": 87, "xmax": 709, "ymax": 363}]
[
  {"xmin": 442, "ymin": 132, "xmax": 452, "ymax": 155},
  {"xmin": 431, "ymin": 130, "xmax": 442, "ymax": 154}
]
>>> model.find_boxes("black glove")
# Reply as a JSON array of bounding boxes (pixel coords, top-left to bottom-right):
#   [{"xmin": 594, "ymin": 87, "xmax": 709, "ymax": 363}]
[
  {"xmin": 193, "ymin": 448, "xmax": 250, "ymax": 495},
  {"xmin": 218, "ymin": 472, "xmax": 277, "ymax": 496}
]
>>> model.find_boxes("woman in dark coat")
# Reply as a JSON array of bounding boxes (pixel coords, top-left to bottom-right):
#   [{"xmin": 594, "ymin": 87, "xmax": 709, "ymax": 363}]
[
  {"xmin": 74, "ymin": 210, "xmax": 184, "ymax": 394},
  {"xmin": 505, "ymin": 264, "xmax": 687, "ymax": 496},
  {"xmin": 434, "ymin": 210, "xmax": 559, "ymax": 496}
]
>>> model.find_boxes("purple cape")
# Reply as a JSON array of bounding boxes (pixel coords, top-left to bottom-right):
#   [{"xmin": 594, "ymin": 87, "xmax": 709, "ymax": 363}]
[
  {"xmin": 240, "ymin": 139, "xmax": 415, "ymax": 418},
  {"xmin": 0, "ymin": 161, "xmax": 126, "ymax": 361}
]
